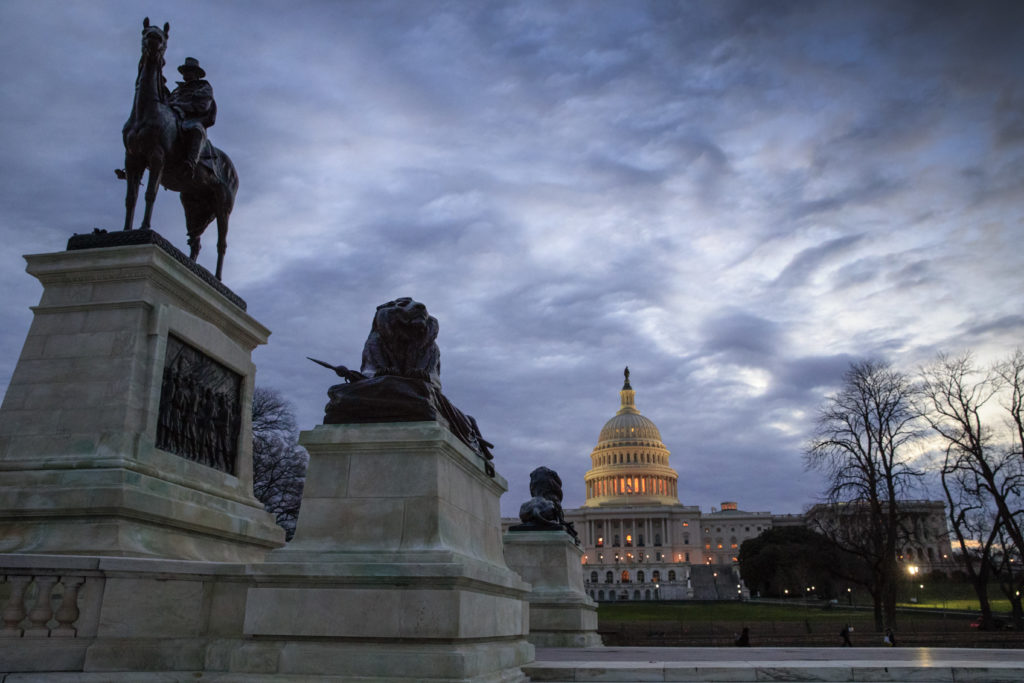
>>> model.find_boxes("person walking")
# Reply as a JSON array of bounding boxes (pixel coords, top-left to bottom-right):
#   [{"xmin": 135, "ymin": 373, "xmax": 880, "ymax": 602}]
[
  {"xmin": 883, "ymin": 628, "xmax": 896, "ymax": 646},
  {"xmin": 840, "ymin": 624, "xmax": 853, "ymax": 646},
  {"xmin": 734, "ymin": 627, "xmax": 750, "ymax": 647}
]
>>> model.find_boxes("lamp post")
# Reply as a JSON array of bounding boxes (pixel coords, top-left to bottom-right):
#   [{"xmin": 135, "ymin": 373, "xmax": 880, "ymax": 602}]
[{"xmin": 906, "ymin": 565, "xmax": 919, "ymax": 604}]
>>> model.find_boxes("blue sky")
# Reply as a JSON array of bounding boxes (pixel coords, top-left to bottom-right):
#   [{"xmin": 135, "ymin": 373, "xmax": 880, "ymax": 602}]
[{"xmin": 1, "ymin": 1, "xmax": 1021, "ymax": 516}]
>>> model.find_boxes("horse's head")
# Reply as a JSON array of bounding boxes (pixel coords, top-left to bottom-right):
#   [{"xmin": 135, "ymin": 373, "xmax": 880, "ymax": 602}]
[{"xmin": 140, "ymin": 17, "xmax": 169, "ymax": 61}]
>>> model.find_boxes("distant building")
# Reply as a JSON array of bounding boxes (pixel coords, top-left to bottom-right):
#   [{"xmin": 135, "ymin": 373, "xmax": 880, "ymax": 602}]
[
  {"xmin": 804, "ymin": 499, "xmax": 954, "ymax": 573},
  {"xmin": 502, "ymin": 368, "xmax": 954, "ymax": 601}
]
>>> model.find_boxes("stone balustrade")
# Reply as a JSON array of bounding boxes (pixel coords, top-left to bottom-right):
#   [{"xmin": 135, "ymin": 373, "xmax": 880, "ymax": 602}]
[{"xmin": 1, "ymin": 564, "xmax": 103, "ymax": 640}]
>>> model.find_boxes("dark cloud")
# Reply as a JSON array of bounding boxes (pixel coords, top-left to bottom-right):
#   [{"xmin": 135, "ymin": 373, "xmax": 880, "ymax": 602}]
[
  {"xmin": 700, "ymin": 310, "xmax": 782, "ymax": 364},
  {"xmin": 773, "ymin": 235, "xmax": 865, "ymax": 289},
  {"xmin": 0, "ymin": 0, "xmax": 1020, "ymax": 517}
]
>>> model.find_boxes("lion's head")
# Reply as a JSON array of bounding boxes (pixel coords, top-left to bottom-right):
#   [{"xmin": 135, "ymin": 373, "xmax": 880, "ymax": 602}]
[
  {"xmin": 529, "ymin": 466, "xmax": 564, "ymax": 504},
  {"xmin": 360, "ymin": 297, "xmax": 441, "ymax": 386}
]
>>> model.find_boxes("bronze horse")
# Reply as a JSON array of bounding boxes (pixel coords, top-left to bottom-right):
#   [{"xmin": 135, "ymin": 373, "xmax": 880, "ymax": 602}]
[{"xmin": 120, "ymin": 18, "xmax": 238, "ymax": 280}]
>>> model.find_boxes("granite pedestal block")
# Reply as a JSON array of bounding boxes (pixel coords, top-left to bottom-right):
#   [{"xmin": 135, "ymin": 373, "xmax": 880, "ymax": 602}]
[
  {"xmin": 238, "ymin": 422, "xmax": 534, "ymax": 681},
  {"xmin": 503, "ymin": 529, "xmax": 602, "ymax": 648},
  {"xmin": 0, "ymin": 240, "xmax": 284, "ymax": 560}
]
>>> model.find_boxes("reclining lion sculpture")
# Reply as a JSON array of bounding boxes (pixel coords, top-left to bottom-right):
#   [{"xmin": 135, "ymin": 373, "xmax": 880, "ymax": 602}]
[{"xmin": 311, "ymin": 298, "xmax": 494, "ymax": 474}]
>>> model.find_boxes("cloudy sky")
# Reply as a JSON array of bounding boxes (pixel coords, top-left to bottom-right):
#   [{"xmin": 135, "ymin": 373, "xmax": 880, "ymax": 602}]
[{"xmin": 1, "ymin": 1, "xmax": 1021, "ymax": 517}]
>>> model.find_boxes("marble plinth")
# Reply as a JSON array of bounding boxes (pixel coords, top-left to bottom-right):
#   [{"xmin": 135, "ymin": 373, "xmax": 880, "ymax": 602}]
[
  {"xmin": 0, "ymin": 240, "xmax": 284, "ymax": 560},
  {"xmin": 503, "ymin": 529, "xmax": 602, "ymax": 648},
  {"xmin": 238, "ymin": 422, "xmax": 534, "ymax": 681}
]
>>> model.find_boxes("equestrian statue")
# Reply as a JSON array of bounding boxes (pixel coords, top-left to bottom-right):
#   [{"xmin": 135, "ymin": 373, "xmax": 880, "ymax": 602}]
[{"xmin": 118, "ymin": 18, "xmax": 238, "ymax": 280}]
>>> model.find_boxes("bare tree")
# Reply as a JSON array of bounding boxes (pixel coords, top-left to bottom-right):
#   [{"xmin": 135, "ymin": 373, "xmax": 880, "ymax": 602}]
[
  {"xmin": 805, "ymin": 359, "xmax": 923, "ymax": 631},
  {"xmin": 919, "ymin": 351, "xmax": 1024, "ymax": 628},
  {"xmin": 251, "ymin": 386, "xmax": 308, "ymax": 540}
]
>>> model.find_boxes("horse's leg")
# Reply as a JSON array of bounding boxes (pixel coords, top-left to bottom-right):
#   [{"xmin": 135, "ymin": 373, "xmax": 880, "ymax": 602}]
[
  {"xmin": 123, "ymin": 156, "xmax": 145, "ymax": 231},
  {"xmin": 187, "ymin": 234, "xmax": 201, "ymax": 261},
  {"xmin": 139, "ymin": 153, "xmax": 164, "ymax": 231},
  {"xmin": 214, "ymin": 211, "xmax": 228, "ymax": 281}
]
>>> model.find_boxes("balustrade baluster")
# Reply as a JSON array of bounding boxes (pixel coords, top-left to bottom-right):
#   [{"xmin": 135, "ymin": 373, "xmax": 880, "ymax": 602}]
[
  {"xmin": 51, "ymin": 576, "xmax": 85, "ymax": 637},
  {"xmin": 25, "ymin": 576, "xmax": 58, "ymax": 637},
  {"xmin": 2, "ymin": 575, "xmax": 32, "ymax": 637}
]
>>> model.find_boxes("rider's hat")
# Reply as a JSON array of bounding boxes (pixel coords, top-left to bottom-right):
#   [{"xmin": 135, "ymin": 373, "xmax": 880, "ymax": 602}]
[{"xmin": 177, "ymin": 57, "xmax": 206, "ymax": 78}]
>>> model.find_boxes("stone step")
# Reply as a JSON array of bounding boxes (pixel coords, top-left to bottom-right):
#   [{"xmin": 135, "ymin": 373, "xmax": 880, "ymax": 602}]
[
  {"xmin": 523, "ymin": 662, "xmax": 1024, "ymax": 682},
  {"xmin": 524, "ymin": 647, "xmax": 1024, "ymax": 683}
]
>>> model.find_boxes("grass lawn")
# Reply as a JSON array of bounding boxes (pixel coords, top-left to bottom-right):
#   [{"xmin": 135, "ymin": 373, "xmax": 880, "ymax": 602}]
[
  {"xmin": 896, "ymin": 581, "xmax": 1013, "ymax": 612},
  {"xmin": 598, "ymin": 598, "xmax": 1012, "ymax": 624},
  {"xmin": 599, "ymin": 601, "xmax": 866, "ymax": 623}
]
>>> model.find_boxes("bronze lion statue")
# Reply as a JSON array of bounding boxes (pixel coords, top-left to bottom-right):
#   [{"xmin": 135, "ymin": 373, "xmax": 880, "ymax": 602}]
[
  {"xmin": 511, "ymin": 466, "xmax": 579, "ymax": 543},
  {"xmin": 314, "ymin": 298, "xmax": 494, "ymax": 475}
]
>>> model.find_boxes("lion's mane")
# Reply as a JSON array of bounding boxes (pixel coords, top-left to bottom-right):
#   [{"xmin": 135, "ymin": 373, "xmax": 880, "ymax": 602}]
[{"xmin": 360, "ymin": 297, "xmax": 441, "ymax": 388}]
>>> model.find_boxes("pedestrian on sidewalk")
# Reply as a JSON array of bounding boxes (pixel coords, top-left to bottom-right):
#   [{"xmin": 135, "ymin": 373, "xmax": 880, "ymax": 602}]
[
  {"xmin": 840, "ymin": 624, "xmax": 853, "ymax": 646},
  {"xmin": 734, "ymin": 627, "xmax": 750, "ymax": 647},
  {"xmin": 883, "ymin": 628, "xmax": 896, "ymax": 646}
]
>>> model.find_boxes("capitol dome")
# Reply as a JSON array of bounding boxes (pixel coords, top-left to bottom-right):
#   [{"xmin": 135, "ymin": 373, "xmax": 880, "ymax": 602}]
[{"xmin": 583, "ymin": 368, "xmax": 679, "ymax": 507}]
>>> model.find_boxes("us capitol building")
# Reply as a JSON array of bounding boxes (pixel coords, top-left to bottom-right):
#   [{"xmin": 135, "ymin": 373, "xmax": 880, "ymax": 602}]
[{"xmin": 505, "ymin": 368, "xmax": 953, "ymax": 602}]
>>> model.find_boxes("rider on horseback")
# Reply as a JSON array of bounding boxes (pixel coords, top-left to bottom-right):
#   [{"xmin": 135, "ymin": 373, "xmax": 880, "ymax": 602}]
[{"xmin": 168, "ymin": 57, "xmax": 216, "ymax": 177}]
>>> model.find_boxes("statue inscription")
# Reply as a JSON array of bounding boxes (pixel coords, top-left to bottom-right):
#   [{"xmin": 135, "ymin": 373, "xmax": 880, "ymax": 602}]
[{"xmin": 156, "ymin": 335, "xmax": 242, "ymax": 474}]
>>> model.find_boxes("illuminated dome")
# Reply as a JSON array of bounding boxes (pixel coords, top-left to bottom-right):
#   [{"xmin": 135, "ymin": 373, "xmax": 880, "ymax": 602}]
[{"xmin": 583, "ymin": 368, "xmax": 679, "ymax": 507}]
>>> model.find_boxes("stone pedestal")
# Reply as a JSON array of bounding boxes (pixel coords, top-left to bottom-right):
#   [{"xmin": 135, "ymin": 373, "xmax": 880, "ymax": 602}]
[
  {"xmin": 238, "ymin": 422, "xmax": 534, "ymax": 681},
  {"xmin": 0, "ymin": 237, "xmax": 284, "ymax": 560},
  {"xmin": 503, "ymin": 529, "xmax": 602, "ymax": 648}
]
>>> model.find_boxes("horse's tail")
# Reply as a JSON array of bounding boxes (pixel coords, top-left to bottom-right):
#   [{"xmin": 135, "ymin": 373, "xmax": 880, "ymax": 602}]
[{"xmin": 209, "ymin": 146, "xmax": 239, "ymax": 200}]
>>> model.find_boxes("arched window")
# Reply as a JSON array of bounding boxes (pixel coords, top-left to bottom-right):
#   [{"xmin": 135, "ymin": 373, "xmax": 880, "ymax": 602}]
[
  {"xmin": 621, "ymin": 570, "xmax": 631, "ymax": 583},
  {"xmin": 633, "ymin": 590, "xmax": 641, "ymax": 600},
  {"xmin": 645, "ymin": 589, "xmax": 651, "ymax": 600},
  {"xmin": 597, "ymin": 590, "xmax": 605, "ymax": 601},
  {"xmin": 668, "ymin": 570, "xmax": 676, "ymax": 582},
  {"xmin": 605, "ymin": 571, "xmax": 613, "ymax": 584},
  {"xmin": 654, "ymin": 534, "xmax": 662, "ymax": 546},
  {"xmin": 590, "ymin": 571, "xmax": 598, "ymax": 583},
  {"xmin": 652, "ymin": 570, "xmax": 661, "ymax": 582}
]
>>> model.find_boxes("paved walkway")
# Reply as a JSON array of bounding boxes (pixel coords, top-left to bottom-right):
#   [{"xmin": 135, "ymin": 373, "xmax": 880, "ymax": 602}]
[{"xmin": 527, "ymin": 646, "xmax": 1024, "ymax": 682}]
